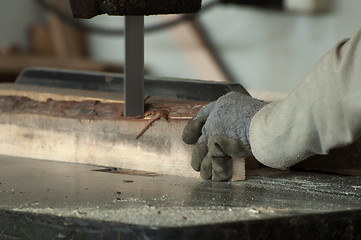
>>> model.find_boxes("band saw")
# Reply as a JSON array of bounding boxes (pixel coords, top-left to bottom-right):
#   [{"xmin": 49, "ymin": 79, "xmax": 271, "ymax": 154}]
[
  {"xmin": 0, "ymin": 0, "xmax": 250, "ymax": 180},
  {"xmin": 1, "ymin": 0, "xmax": 361, "ymax": 239}
]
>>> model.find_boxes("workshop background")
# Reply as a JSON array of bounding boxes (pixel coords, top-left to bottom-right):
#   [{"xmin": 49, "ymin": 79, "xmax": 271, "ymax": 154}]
[{"xmin": 1, "ymin": 0, "xmax": 361, "ymax": 94}]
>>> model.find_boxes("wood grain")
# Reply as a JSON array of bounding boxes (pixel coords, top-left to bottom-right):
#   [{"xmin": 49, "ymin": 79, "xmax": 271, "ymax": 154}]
[{"xmin": 0, "ymin": 83, "xmax": 246, "ymax": 180}]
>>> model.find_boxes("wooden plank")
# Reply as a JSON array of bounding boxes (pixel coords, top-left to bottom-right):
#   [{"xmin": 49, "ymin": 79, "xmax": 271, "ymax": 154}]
[
  {"xmin": 29, "ymin": 24, "xmax": 56, "ymax": 56},
  {"xmin": 45, "ymin": 0, "xmax": 86, "ymax": 58},
  {"xmin": 0, "ymin": 83, "xmax": 246, "ymax": 180},
  {"xmin": 0, "ymin": 113, "xmax": 199, "ymax": 177}
]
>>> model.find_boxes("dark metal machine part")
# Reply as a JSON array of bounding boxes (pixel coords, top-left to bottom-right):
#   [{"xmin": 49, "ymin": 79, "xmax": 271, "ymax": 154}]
[
  {"xmin": 1, "ymin": 156, "xmax": 361, "ymax": 239},
  {"xmin": 124, "ymin": 16, "xmax": 145, "ymax": 117},
  {"xmin": 69, "ymin": 0, "xmax": 202, "ymax": 18},
  {"xmin": 15, "ymin": 68, "xmax": 250, "ymax": 101},
  {"xmin": 221, "ymin": 0, "xmax": 284, "ymax": 9}
]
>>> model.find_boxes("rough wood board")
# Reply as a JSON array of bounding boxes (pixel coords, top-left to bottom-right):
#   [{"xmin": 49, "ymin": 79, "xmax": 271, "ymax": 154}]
[
  {"xmin": 0, "ymin": 113, "xmax": 200, "ymax": 178},
  {"xmin": 0, "ymin": 84, "xmax": 246, "ymax": 180}
]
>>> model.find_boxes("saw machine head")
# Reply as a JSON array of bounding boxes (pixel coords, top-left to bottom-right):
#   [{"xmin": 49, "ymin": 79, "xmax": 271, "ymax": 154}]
[{"xmin": 69, "ymin": 0, "xmax": 202, "ymax": 18}]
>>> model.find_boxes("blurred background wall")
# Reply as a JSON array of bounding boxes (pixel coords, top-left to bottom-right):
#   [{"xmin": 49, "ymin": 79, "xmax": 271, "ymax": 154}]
[
  {"xmin": 0, "ymin": 1, "xmax": 44, "ymax": 50},
  {"xmin": 1, "ymin": 0, "xmax": 361, "ymax": 94}
]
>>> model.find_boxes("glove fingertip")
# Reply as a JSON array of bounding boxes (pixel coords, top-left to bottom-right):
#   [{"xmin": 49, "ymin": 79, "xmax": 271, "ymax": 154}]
[
  {"xmin": 182, "ymin": 117, "xmax": 207, "ymax": 144},
  {"xmin": 212, "ymin": 158, "xmax": 232, "ymax": 182},
  {"xmin": 200, "ymin": 157, "xmax": 212, "ymax": 180},
  {"xmin": 182, "ymin": 127, "xmax": 200, "ymax": 145},
  {"xmin": 191, "ymin": 162, "xmax": 201, "ymax": 172},
  {"xmin": 191, "ymin": 142, "xmax": 208, "ymax": 171}
]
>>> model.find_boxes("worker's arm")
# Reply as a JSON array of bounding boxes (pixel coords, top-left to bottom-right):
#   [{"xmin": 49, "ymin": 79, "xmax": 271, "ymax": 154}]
[
  {"xmin": 183, "ymin": 27, "xmax": 361, "ymax": 181},
  {"xmin": 250, "ymin": 28, "xmax": 361, "ymax": 169}
]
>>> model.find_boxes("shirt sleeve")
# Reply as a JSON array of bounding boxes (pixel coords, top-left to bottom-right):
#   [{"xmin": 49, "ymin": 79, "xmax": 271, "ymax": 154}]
[{"xmin": 249, "ymin": 28, "xmax": 361, "ymax": 169}]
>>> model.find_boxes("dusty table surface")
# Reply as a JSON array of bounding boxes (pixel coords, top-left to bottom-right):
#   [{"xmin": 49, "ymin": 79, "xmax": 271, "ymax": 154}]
[{"xmin": 1, "ymin": 155, "xmax": 361, "ymax": 239}]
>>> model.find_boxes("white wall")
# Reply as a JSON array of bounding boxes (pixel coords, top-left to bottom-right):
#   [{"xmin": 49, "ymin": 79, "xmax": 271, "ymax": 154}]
[
  {"xmin": 87, "ymin": 0, "xmax": 361, "ymax": 93},
  {"xmin": 1, "ymin": 0, "xmax": 361, "ymax": 94},
  {"xmin": 199, "ymin": 0, "xmax": 361, "ymax": 92},
  {"xmin": 0, "ymin": 0, "xmax": 44, "ymax": 50}
]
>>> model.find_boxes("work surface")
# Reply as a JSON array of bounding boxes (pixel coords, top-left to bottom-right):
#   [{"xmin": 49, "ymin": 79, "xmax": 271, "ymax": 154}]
[{"xmin": 1, "ymin": 156, "xmax": 361, "ymax": 239}]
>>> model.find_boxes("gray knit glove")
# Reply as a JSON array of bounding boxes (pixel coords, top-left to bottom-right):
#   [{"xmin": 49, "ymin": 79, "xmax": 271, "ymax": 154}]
[{"xmin": 182, "ymin": 92, "xmax": 268, "ymax": 181}]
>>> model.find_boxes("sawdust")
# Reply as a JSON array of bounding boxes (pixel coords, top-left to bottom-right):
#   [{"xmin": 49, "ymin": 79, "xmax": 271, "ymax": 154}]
[
  {"xmin": 136, "ymin": 109, "xmax": 169, "ymax": 139},
  {"xmin": 10, "ymin": 205, "xmax": 291, "ymax": 228}
]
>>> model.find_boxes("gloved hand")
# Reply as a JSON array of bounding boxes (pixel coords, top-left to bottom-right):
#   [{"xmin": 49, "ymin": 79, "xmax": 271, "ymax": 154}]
[{"xmin": 182, "ymin": 92, "xmax": 268, "ymax": 181}]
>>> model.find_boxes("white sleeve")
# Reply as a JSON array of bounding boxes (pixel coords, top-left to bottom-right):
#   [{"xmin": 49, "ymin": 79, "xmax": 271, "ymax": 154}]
[{"xmin": 249, "ymin": 28, "xmax": 361, "ymax": 169}]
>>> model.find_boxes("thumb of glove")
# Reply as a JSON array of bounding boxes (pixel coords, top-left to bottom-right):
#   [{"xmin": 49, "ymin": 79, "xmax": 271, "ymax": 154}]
[{"xmin": 182, "ymin": 101, "xmax": 216, "ymax": 144}]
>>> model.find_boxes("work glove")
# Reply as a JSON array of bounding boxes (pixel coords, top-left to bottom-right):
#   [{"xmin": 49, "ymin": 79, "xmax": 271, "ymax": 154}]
[{"xmin": 182, "ymin": 92, "xmax": 268, "ymax": 181}]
